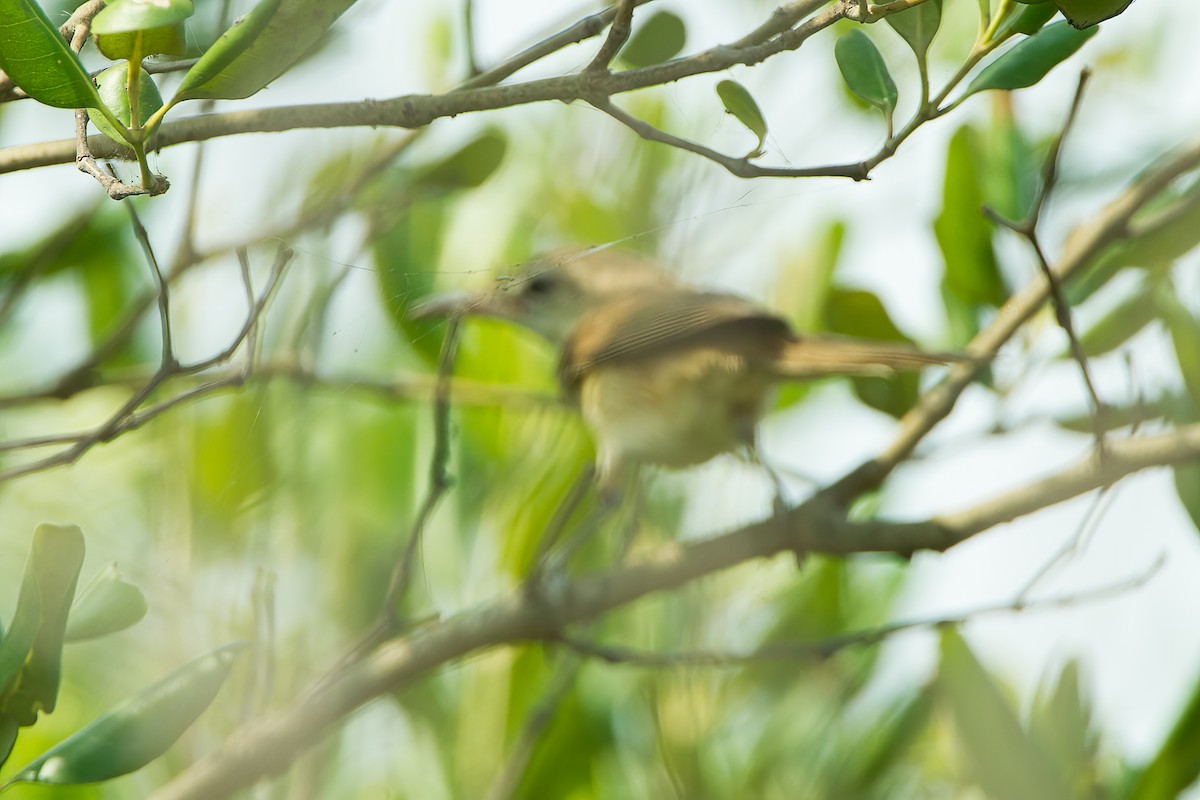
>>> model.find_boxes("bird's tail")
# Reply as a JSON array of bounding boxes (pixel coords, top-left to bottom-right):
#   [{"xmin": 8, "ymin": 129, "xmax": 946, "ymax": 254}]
[{"xmin": 773, "ymin": 334, "xmax": 968, "ymax": 379}]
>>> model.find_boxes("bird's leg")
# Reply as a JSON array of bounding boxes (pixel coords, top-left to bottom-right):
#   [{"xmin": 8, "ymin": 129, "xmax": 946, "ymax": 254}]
[
  {"xmin": 757, "ymin": 448, "xmax": 791, "ymax": 519},
  {"xmin": 523, "ymin": 465, "xmax": 599, "ymax": 626},
  {"xmin": 529, "ymin": 457, "xmax": 638, "ymax": 588},
  {"xmin": 740, "ymin": 423, "xmax": 806, "ymax": 568},
  {"xmin": 738, "ymin": 420, "xmax": 789, "ymax": 517},
  {"xmin": 531, "ymin": 464, "xmax": 597, "ymax": 569},
  {"xmin": 536, "ymin": 501, "xmax": 614, "ymax": 576}
]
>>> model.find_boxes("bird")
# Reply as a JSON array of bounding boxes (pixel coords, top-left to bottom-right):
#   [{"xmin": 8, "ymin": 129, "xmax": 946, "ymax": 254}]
[{"xmin": 412, "ymin": 247, "xmax": 962, "ymax": 501}]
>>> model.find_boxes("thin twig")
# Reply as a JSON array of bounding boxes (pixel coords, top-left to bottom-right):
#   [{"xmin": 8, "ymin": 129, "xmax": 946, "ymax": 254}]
[
  {"xmin": 1017, "ymin": 351, "xmax": 1149, "ymax": 601},
  {"xmin": 74, "ymin": 110, "xmax": 147, "ymax": 200},
  {"xmin": 729, "ymin": 0, "xmax": 828, "ymax": 48},
  {"xmin": 591, "ymin": 96, "xmax": 868, "ymax": 179},
  {"xmin": 586, "ymin": 0, "xmax": 637, "ymax": 73},
  {"xmin": 460, "ymin": 0, "xmax": 655, "ymax": 90},
  {"xmin": 559, "ymin": 559, "xmax": 1164, "ymax": 668},
  {"xmin": 822, "ymin": 123, "xmax": 1200, "ymax": 510},
  {"xmin": 381, "ymin": 317, "xmax": 462, "ymax": 621},
  {"xmin": 124, "ymin": 199, "xmax": 176, "ymax": 368},
  {"xmin": 2, "ymin": 0, "xmax": 941, "ymax": 179},
  {"xmin": 0, "ymin": 245, "xmax": 293, "ymax": 484},
  {"xmin": 237, "ymin": 249, "xmax": 260, "ymax": 370},
  {"xmin": 588, "ymin": 1, "xmax": 996, "ymax": 184},
  {"xmin": 310, "ymin": 319, "xmax": 465, "ymax": 686},
  {"xmin": 1016, "ymin": 485, "xmax": 1119, "ymax": 603},
  {"xmin": 176, "ymin": 245, "xmax": 292, "ymax": 374},
  {"xmin": 0, "ymin": 366, "xmax": 558, "ymax": 456},
  {"xmin": 982, "ymin": 71, "xmax": 1106, "ymax": 444},
  {"xmin": 463, "ymin": 0, "xmax": 481, "ymax": 77},
  {"xmin": 1029, "ymin": 234, "xmax": 1107, "ymax": 435}
]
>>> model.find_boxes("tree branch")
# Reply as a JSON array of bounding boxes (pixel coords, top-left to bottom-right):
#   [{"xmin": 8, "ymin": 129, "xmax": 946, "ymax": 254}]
[
  {"xmin": 0, "ymin": 0, "xmax": 936, "ymax": 179},
  {"xmin": 559, "ymin": 560, "xmax": 1163, "ymax": 667},
  {"xmin": 824, "ymin": 135, "xmax": 1200, "ymax": 504},
  {"xmin": 381, "ymin": 318, "xmax": 461, "ymax": 620},
  {"xmin": 586, "ymin": 0, "xmax": 636, "ymax": 73},
  {"xmin": 0, "ymin": 245, "xmax": 292, "ymax": 484},
  {"xmin": 148, "ymin": 418, "xmax": 1200, "ymax": 800},
  {"xmin": 984, "ymin": 70, "xmax": 1106, "ymax": 443}
]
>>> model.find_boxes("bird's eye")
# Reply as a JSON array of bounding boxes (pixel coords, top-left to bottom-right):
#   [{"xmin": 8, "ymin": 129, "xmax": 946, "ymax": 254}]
[{"xmin": 526, "ymin": 274, "xmax": 554, "ymax": 294}]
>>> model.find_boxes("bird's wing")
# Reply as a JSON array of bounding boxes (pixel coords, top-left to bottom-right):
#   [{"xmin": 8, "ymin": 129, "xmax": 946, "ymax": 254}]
[{"xmin": 560, "ymin": 289, "xmax": 793, "ymax": 385}]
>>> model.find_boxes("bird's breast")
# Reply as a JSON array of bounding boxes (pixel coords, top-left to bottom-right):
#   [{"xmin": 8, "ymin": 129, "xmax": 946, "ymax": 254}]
[{"xmin": 574, "ymin": 347, "xmax": 774, "ymax": 471}]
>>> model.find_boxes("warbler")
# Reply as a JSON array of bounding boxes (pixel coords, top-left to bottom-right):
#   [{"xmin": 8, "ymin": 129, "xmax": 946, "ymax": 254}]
[{"xmin": 414, "ymin": 248, "xmax": 959, "ymax": 495}]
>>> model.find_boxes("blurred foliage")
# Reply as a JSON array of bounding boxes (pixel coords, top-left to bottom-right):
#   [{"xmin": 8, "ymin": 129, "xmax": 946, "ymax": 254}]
[
  {"xmin": 825, "ymin": 288, "xmax": 923, "ymax": 418},
  {"xmin": 935, "ymin": 123, "xmax": 1009, "ymax": 345},
  {"xmin": 0, "ymin": 0, "xmax": 1198, "ymax": 797},
  {"xmin": 618, "ymin": 10, "xmax": 686, "ymax": 69},
  {"xmin": 0, "ymin": 525, "xmax": 238, "ymax": 789}
]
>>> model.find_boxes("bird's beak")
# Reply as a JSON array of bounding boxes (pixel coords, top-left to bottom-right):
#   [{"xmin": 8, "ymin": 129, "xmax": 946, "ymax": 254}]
[{"xmin": 408, "ymin": 290, "xmax": 515, "ymax": 321}]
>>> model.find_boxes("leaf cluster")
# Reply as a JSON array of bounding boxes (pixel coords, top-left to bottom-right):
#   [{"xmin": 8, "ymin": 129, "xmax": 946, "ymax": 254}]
[{"xmin": 0, "ymin": 524, "xmax": 241, "ymax": 790}]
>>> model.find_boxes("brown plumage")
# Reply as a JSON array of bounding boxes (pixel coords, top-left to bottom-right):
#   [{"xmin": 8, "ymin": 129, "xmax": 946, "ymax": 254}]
[{"xmin": 413, "ymin": 248, "xmax": 964, "ymax": 492}]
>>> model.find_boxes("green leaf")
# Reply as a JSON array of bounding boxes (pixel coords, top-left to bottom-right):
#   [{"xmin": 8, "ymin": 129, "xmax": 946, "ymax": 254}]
[
  {"xmin": 91, "ymin": 0, "xmax": 193, "ymax": 59},
  {"xmin": 978, "ymin": 102, "xmax": 1039, "ymax": 221},
  {"xmin": 1174, "ymin": 462, "xmax": 1200, "ymax": 534},
  {"xmin": 776, "ymin": 218, "xmax": 845, "ymax": 333},
  {"xmin": 63, "ymin": 564, "xmax": 148, "ymax": 643},
  {"xmin": 1029, "ymin": 661, "xmax": 1098, "ymax": 792},
  {"xmin": 1116, "ymin": 189, "xmax": 1200, "ymax": 270},
  {"xmin": 0, "ymin": 524, "xmax": 86, "ymax": 727},
  {"xmin": 94, "ymin": 25, "xmax": 186, "ymax": 59},
  {"xmin": 416, "ymin": 130, "xmax": 509, "ymax": 191},
  {"xmin": 1070, "ymin": 186, "xmax": 1200, "ymax": 303},
  {"xmin": 997, "ymin": 3, "xmax": 1060, "ymax": 39},
  {"xmin": 1076, "ymin": 284, "xmax": 1157, "ymax": 357},
  {"xmin": 618, "ymin": 10, "xmax": 685, "ymax": 68},
  {"xmin": 1124, "ymin": 667, "xmax": 1200, "ymax": 799},
  {"xmin": 834, "ymin": 29, "xmax": 898, "ymax": 115},
  {"xmin": 172, "ymin": 0, "xmax": 358, "ymax": 103},
  {"xmin": 4, "ymin": 643, "xmax": 245, "ymax": 787},
  {"xmin": 965, "ymin": 21, "xmax": 1098, "ymax": 97},
  {"xmin": 1160, "ymin": 291, "xmax": 1200, "ymax": 405},
  {"xmin": 824, "ymin": 288, "xmax": 919, "ymax": 418},
  {"xmin": 189, "ymin": 395, "xmax": 278, "ymax": 529},
  {"xmin": 716, "ymin": 79, "xmax": 767, "ymax": 158},
  {"xmin": 92, "ymin": 0, "xmax": 194, "ymax": 32},
  {"xmin": 0, "ymin": 715, "xmax": 17, "ymax": 769},
  {"xmin": 1054, "ymin": 0, "xmax": 1133, "ymax": 29},
  {"xmin": 1054, "ymin": 396, "xmax": 1171, "ymax": 435},
  {"xmin": 832, "ymin": 687, "xmax": 935, "ymax": 792},
  {"xmin": 173, "ymin": 0, "xmax": 284, "ymax": 101},
  {"xmin": 373, "ymin": 198, "xmax": 449, "ymax": 363},
  {"xmin": 1160, "ymin": 392, "xmax": 1200, "ymax": 533},
  {"xmin": 939, "ymin": 629, "xmax": 1071, "ymax": 800},
  {"xmin": 935, "ymin": 126, "xmax": 1006, "ymax": 314},
  {"xmin": 931, "ymin": 123, "xmax": 1008, "ymax": 347},
  {"xmin": 87, "ymin": 64, "xmax": 164, "ymax": 144},
  {"xmin": 0, "ymin": 0, "xmax": 104, "ymax": 108},
  {"xmin": 886, "ymin": 0, "xmax": 942, "ymax": 62}
]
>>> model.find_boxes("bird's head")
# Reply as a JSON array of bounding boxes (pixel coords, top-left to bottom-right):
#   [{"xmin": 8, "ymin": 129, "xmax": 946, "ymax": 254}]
[{"xmin": 410, "ymin": 247, "xmax": 678, "ymax": 346}]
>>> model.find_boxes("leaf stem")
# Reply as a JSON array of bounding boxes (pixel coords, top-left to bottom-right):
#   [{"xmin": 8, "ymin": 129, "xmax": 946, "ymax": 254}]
[{"xmin": 981, "ymin": 0, "xmax": 1015, "ymax": 44}]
